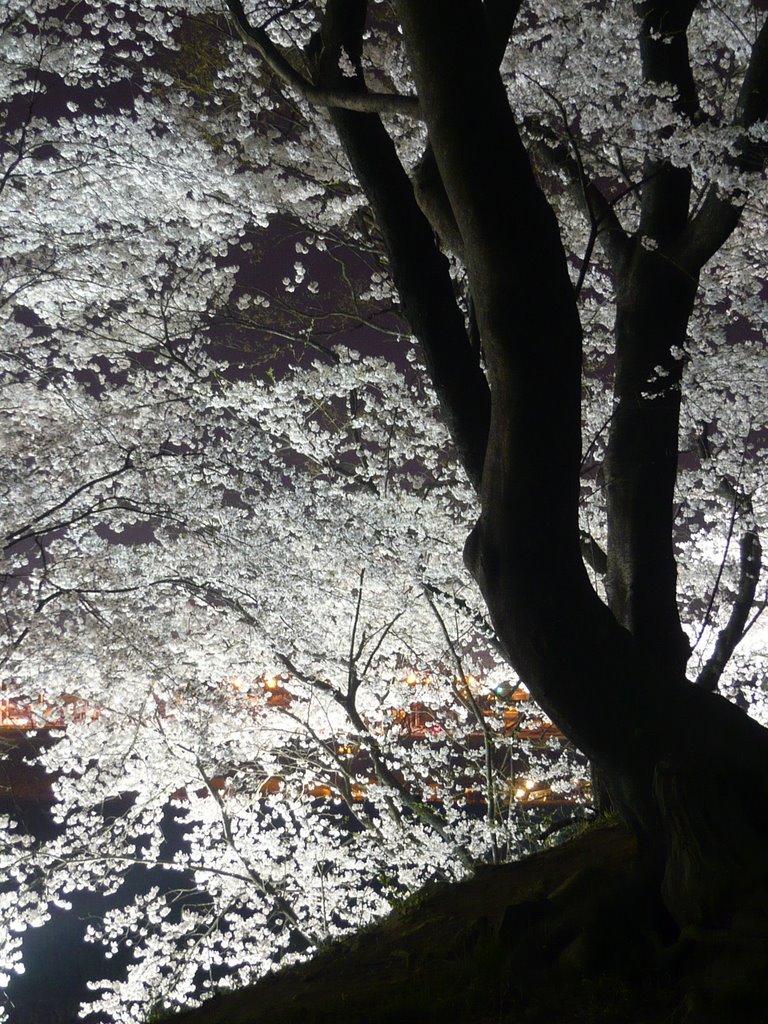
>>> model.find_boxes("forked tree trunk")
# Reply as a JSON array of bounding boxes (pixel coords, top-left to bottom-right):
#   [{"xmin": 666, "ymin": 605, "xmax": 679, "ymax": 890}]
[
  {"xmin": 315, "ymin": 0, "xmax": 768, "ymax": 926},
  {"xmin": 394, "ymin": 0, "xmax": 768, "ymax": 926}
]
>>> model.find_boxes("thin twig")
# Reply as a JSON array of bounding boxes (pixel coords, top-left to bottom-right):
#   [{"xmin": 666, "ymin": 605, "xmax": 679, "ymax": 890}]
[{"xmin": 423, "ymin": 586, "xmax": 500, "ymax": 865}]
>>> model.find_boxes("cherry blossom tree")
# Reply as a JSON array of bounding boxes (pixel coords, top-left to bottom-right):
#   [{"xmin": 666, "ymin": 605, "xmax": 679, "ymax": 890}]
[
  {"xmin": 1, "ymin": 0, "xmax": 767, "ymax": 1019},
  {"xmin": 1, "ymin": 7, "xmax": 586, "ymax": 1018}
]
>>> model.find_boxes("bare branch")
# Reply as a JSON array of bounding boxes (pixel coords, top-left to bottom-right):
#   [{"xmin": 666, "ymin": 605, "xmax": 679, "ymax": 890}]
[
  {"xmin": 4, "ymin": 449, "xmax": 138, "ymax": 549},
  {"xmin": 193, "ymin": 757, "xmax": 312, "ymax": 940},
  {"xmin": 422, "ymin": 581, "xmax": 502, "ymax": 655},
  {"xmin": 347, "ymin": 704, "xmax": 475, "ymax": 872}
]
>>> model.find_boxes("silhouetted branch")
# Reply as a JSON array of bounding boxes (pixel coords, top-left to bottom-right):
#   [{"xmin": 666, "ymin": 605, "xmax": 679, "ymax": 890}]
[
  {"xmin": 523, "ymin": 116, "xmax": 630, "ymax": 274},
  {"xmin": 580, "ymin": 532, "xmax": 608, "ymax": 576},
  {"xmin": 697, "ymin": 480, "xmax": 762, "ymax": 692},
  {"xmin": 424, "ymin": 585, "xmax": 500, "ymax": 865},
  {"xmin": 675, "ymin": 15, "xmax": 768, "ymax": 270},
  {"xmin": 226, "ymin": 0, "xmax": 420, "ymax": 116}
]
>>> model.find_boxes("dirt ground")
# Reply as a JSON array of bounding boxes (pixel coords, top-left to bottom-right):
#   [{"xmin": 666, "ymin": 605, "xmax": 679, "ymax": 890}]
[{"xmin": 159, "ymin": 822, "xmax": 768, "ymax": 1024}]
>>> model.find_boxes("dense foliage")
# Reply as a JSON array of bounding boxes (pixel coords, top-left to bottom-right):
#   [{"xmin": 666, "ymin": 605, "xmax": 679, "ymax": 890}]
[{"xmin": 0, "ymin": 1, "xmax": 766, "ymax": 1020}]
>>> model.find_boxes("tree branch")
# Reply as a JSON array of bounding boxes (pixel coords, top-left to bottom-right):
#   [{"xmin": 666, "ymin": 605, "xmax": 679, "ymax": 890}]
[
  {"xmin": 192, "ymin": 757, "xmax": 314, "ymax": 943},
  {"xmin": 410, "ymin": 0, "xmax": 524, "ymax": 258},
  {"xmin": 482, "ymin": 0, "xmax": 525, "ymax": 67},
  {"xmin": 674, "ymin": 14, "xmax": 768, "ymax": 270},
  {"xmin": 395, "ymin": 1, "xmax": 669, "ymax": 794},
  {"xmin": 139, "ymin": 572, "xmax": 475, "ymax": 871},
  {"xmin": 635, "ymin": 0, "xmax": 699, "ymax": 245},
  {"xmin": 636, "ymin": 0, "xmax": 700, "ymax": 118},
  {"xmin": 580, "ymin": 531, "xmax": 608, "ymax": 576},
  {"xmin": 347, "ymin": 567, "xmax": 365, "ymax": 700},
  {"xmin": 341, "ymin": 680, "xmax": 475, "ymax": 872},
  {"xmin": 696, "ymin": 480, "xmax": 762, "ymax": 692},
  {"xmin": 422, "ymin": 581, "xmax": 503, "ymax": 654},
  {"xmin": 599, "ymin": 4, "xmax": 707, "ymax": 679},
  {"xmin": 1, "ymin": 447, "xmax": 190, "ymax": 551},
  {"xmin": 696, "ymin": 528, "xmax": 762, "ymax": 693},
  {"xmin": 317, "ymin": 0, "xmax": 490, "ymax": 490},
  {"xmin": 225, "ymin": 0, "xmax": 420, "ymax": 117},
  {"xmin": 523, "ymin": 116, "xmax": 630, "ymax": 275},
  {"xmin": 424, "ymin": 585, "xmax": 500, "ymax": 865}
]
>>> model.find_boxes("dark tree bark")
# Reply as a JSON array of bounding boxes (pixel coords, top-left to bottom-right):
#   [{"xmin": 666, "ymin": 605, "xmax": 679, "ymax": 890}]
[
  {"xmin": 315, "ymin": 0, "xmax": 490, "ymax": 492},
  {"xmin": 301, "ymin": 0, "xmax": 768, "ymax": 925},
  {"xmin": 605, "ymin": 246, "xmax": 696, "ymax": 681}
]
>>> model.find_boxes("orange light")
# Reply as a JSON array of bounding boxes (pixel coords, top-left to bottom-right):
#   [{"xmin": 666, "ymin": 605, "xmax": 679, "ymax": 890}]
[{"xmin": 307, "ymin": 784, "xmax": 333, "ymax": 799}]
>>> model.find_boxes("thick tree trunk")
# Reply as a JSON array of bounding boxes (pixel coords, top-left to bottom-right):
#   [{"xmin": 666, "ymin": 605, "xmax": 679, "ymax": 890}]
[
  {"xmin": 307, "ymin": 0, "xmax": 768, "ymax": 928},
  {"xmin": 605, "ymin": 246, "xmax": 696, "ymax": 681},
  {"xmin": 394, "ymin": 0, "xmax": 768, "ymax": 926},
  {"xmin": 651, "ymin": 683, "xmax": 768, "ymax": 924}
]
